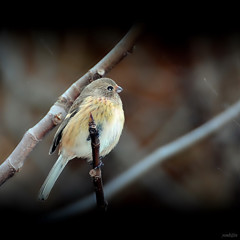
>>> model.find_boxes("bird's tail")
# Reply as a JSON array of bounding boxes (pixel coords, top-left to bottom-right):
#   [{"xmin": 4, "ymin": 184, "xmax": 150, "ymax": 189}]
[{"xmin": 39, "ymin": 155, "xmax": 68, "ymax": 200}]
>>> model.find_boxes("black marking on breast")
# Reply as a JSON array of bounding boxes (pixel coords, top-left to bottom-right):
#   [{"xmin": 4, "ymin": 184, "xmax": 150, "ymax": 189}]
[{"xmin": 86, "ymin": 123, "xmax": 103, "ymax": 141}]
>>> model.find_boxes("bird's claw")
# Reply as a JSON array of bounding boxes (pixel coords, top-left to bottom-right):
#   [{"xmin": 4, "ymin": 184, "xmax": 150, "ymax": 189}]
[{"xmin": 94, "ymin": 160, "xmax": 104, "ymax": 169}]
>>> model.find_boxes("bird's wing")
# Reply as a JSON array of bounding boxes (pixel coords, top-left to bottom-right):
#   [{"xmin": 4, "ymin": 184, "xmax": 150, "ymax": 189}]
[{"xmin": 49, "ymin": 95, "xmax": 84, "ymax": 155}]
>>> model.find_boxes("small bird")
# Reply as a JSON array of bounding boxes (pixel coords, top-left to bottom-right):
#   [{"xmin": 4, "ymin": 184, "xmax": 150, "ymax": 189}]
[{"xmin": 39, "ymin": 78, "xmax": 124, "ymax": 200}]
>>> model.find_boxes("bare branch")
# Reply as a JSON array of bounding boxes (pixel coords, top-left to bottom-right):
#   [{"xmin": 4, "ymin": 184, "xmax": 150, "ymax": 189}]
[
  {"xmin": 88, "ymin": 113, "xmax": 107, "ymax": 211},
  {"xmin": 0, "ymin": 24, "xmax": 144, "ymax": 186},
  {"xmin": 46, "ymin": 98, "xmax": 240, "ymax": 220}
]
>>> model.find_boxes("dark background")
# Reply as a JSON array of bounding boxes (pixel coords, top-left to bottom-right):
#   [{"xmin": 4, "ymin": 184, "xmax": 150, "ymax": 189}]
[{"xmin": 1, "ymin": 7, "xmax": 240, "ymax": 238}]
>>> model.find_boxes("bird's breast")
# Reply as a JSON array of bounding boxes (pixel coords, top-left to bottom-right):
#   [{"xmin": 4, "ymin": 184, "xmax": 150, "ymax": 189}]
[{"xmin": 61, "ymin": 96, "xmax": 124, "ymax": 159}]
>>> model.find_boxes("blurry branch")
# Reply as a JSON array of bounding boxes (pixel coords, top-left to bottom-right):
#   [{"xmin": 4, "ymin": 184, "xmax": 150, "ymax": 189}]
[
  {"xmin": 0, "ymin": 24, "xmax": 144, "ymax": 186},
  {"xmin": 47, "ymin": 98, "xmax": 240, "ymax": 220},
  {"xmin": 88, "ymin": 113, "xmax": 107, "ymax": 211}
]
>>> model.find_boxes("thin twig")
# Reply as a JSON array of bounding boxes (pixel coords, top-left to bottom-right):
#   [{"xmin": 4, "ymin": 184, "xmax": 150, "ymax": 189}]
[
  {"xmin": 0, "ymin": 24, "xmax": 143, "ymax": 186},
  {"xmin": 46, "ymin": 98, "xmax": 240, "ymax": 220},
  {"xmin": 88, "ymin": 113, "xmax": 107, "ymax": 211}
]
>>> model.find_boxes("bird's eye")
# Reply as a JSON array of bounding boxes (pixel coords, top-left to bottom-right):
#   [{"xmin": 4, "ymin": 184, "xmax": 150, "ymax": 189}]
[{"xmin": 107, "ymin": 86, "xmax": 114, "ymax": 91}]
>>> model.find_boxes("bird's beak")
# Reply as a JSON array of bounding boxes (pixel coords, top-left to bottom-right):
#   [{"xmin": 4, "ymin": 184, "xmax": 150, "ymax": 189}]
[{"xmin": 115, "ymin": 85, "xmax": 123, "ymax": 93}]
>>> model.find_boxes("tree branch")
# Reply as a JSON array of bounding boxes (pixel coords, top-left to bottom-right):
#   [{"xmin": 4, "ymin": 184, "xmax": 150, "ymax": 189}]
[
  {"xmin": 0, "ymin": 24, "xmax": 144, "ymax": 186},
  {"xmin": 88, "ymin": 113, "xmax": 107, "ymax": 211},
  {"xmin": 46, "ymin": 98, "xmax": 240, "ymax": 220}
]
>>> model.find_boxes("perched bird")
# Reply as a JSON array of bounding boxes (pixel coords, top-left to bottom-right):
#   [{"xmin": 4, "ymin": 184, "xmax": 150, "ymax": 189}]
[{"xmin": 39, "ymin": 78, "xmax": 124, "ymax": 200}]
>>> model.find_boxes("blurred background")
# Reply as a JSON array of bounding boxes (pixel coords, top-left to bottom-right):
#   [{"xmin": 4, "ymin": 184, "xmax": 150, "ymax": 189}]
[{"xmin": 1, "ymin": 15, "xmax": 240, "ymax": 236}]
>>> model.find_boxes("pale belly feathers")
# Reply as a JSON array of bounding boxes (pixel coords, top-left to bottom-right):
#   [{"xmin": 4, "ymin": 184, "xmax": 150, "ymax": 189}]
[{"xmin": 61, "ymin": 97, "xmax": 124, "ymax": 160}]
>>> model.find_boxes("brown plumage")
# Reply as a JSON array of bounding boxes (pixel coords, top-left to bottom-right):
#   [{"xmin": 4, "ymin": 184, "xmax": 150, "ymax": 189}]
[{"xmin": 39, "ymin": 78, "xmax": 124, "ymax": 200}]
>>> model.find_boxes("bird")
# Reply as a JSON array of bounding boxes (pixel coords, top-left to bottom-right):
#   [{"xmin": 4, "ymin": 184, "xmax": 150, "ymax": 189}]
[{"xmin": 39, "ymin": 78, "xmax": 124, "ymax": 200}]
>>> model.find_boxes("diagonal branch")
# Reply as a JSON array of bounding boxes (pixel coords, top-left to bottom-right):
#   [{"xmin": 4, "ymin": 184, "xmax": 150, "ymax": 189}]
[{"xmin": 0, "ymin": 24, "xmax": 144, "ymax": 186}]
